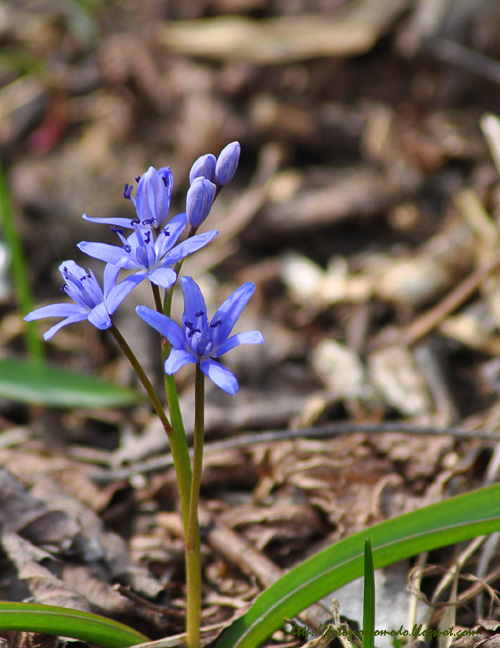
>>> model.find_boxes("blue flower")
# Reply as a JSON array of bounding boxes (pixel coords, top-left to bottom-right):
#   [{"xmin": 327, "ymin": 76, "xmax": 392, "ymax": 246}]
[
  {"xmin": 24, "ymin": 261, "xmax": 141, "ymax": 340},
  {"xmin": 134, "ymin": 166, "xmax": 173, "ymax": 228},
  {"xmin": 83, "ymin": 165, "xmax": 175, "ymax": 230},
  {"xmin": 136, "ymin": 277, "xmax": 264, "ymax": 394},
  {"xmin": 78, "ymin": 213, "xmax": 218, "ymax": 290}
]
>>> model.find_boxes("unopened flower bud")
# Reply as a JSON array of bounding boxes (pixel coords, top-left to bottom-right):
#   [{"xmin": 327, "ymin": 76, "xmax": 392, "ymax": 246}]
[
  {"xmin": 189, "ymin": 154, "xmax": 216, "ymax": 184},
  {"xmin": 186, "ymin": 177, "xmax": 216, "ymax": 228},
  {"xmin": 215, "ymin": 141, "xmax": 240, "ymax": 187}
]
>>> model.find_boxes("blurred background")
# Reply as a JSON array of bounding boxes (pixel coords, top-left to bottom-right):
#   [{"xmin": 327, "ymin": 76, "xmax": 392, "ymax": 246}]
[
  {"xmin": 3, "ymin": 0, "xmax": 500, "ymax": 458},
  {"xmin": 2, "ymin": 0, "xmax": 500, "ymax": 640},
  {"xmin": 2, "ymin": 0, "xmax": 500, "ymax": 415}
]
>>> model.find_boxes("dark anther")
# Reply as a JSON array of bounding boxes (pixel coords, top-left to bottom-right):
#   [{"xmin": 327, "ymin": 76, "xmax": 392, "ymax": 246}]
[
  {"xmin": 110, "ymin": 226, "xmax": 125, "ymax": 234},
  {"xmin": 131, "ymin": 218, "xmax": 140, "ymax": 225},
  {"xmin": 123, "ymin": 184, "xmax": 133, "ymax": 200},
  {"xmin": 142, "ymin": 218, "xmax": 154, "ymax": 226},
  {"xmin": 195, "ymin": 311, "xmax": 205, "ymax": 317},
  {"xmin": 210, "ymin": 319, "xmax": 222, "ymax": 328},
  {"xmin": 135, "ymin": 175, "xmax": 141, "ymax": 182},
  {"xmin": 187, "ymin": 327, "xmax": 201, "ymax": 338},
  {"xmin": 124, "ymin": 245, "xmax": 131, "ymax": 253},
  {"xmin": 162, "ymin": 229, "xmax": 170, "ymax": 237},
  {"xmin": 60, "ymin": 283, "xmax": 68, "ymax": 292},
  {"xmin": 144, "ymin": 232, "xmax": 151, "ymax": 244}
]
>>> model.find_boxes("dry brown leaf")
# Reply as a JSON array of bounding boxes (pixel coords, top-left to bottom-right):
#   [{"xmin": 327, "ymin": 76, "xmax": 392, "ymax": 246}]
[
  {"xmin": 263, "ymin": 166, "xmax": 394, "ymax": 233},
  {"xmin": 0, "ymin": 469, "xmax": 79, "ymax": 552},
  {"xmin": 1, "ymin": 532, "xmax": 91, "ymax": 611},
  {"xmin": 222, "ymin": 498, "xmax": 325, "ymax": 554},
  {"xmin": 368, "ymin": 343, "xmax": 432, "ymax": 417},
  {"xmin": 158, "ymin": 0, "xmax": 410, "ymax": 64}
]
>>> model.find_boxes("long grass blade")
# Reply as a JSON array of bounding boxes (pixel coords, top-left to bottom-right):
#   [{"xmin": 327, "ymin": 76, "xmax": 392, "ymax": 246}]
[
  {"xmin": 362, "ymin": 538, "xmax": 375, "ymax": 648},
  {"xmin": 0, "ymin": 602, "xmax": 149, "ymax": 648},
  {"xmin": 216, "ymin": 483, "xmax": 500, "ymax": 648},
  {"xmin": 0, "ymin": 158, "xmax": 44, "ymax": 359}
]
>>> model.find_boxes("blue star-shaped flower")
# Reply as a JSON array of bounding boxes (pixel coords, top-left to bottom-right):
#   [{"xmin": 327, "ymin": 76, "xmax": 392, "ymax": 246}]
[
  {"xmin": 136, "ymin": 277, "xmax": 264, "ymax": 394},
  {"xmin": 83, "ymin": 165, "xmax": 174, "ymax": 229},
  {"xmin": 78, "ymin": 213, "xmax": 217, "ymax": 290},
  {"xmin": 24, "ymin": 261, "xmax": 141, "ymax": 340}
]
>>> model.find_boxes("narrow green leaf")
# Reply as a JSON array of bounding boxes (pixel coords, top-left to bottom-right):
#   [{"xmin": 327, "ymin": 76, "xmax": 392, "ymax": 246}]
[
  {"xmin": 216, "ymin": 483, "xmax": 500, "ymax": 648},
  {"xmin": 0, "ymin": 602, "xmax": 149, "ymax": 648},
  {"xmin": 0, "ymin": 158, "xmax": 44, "ymax": 359},
  {"xmin": 0, "ymin": 357, "xmax": 142, "ymax": 408},
  {"xmin": 362, "ymin": 538, "xmax": 375, "ymax": 648}
]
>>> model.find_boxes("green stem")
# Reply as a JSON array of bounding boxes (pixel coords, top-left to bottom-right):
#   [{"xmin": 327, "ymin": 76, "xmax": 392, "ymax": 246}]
[
  {"xmin": 151, "ymin": 283, "xmax": 163, "ymax": 313},
  {"xmin": 157, "ymin": 268, "xmax": 192, "ymax": 531},
  {"xmin": 164, "ymin": 370, "xmax": 192, "ymax": 531},
  {"xmin": 109, "ymin": 325, "xmax": 171, "ymax": 434},
  {"xmin": 163, "ymin": 258, "xmax": 184, "ymax": 315},
  {"xmin": 162, "ymin": 224, "xmax": 198, "ymax": 315},
  {"xmin": 186, "ymin": 365, "xmax": 204, "ymax": 648},
  {"xmin": 110, "ymin": 324, "xmax": 192, "ymax": 537}
]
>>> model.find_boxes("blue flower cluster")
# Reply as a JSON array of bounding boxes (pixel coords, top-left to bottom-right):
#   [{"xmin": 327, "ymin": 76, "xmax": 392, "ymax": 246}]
[{"xmin": 25, "ymin": 142, "xmax": 263, "ymax": 394}]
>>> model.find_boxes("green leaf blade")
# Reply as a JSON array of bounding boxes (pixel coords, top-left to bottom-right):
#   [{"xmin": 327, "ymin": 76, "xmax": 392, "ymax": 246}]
[
  {"xmin": 362, "ymin": 538, "xmax": 375, "ymax": 648},
  {"xmin": 0, "ymin": 602, "xmax": 149, "ymax": 648},
  {"xmin": 0, "ymin": 357, "xmax": 142, "ymax": 408},
  {"xmin": 216, "ymin": 483, "xmax": 500, "ymax": 648}
]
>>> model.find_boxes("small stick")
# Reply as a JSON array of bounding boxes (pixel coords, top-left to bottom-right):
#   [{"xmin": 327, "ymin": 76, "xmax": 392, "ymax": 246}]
[
  {"xmin": 90, "ymin": 420, "xmax": 500, "ymax": 484},
  {"xmin": 402, "ymin": 249, "xmax": 500, "ymax": 345}
]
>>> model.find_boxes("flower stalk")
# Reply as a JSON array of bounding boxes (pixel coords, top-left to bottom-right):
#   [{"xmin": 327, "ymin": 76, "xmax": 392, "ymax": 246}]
[
  {"xmin": 185, "ymin": 365, "xmax": 205, "ymax": 648},
  {"xmin": 24, "ymin": 142, "xmax": 262, "ymax": 647}
]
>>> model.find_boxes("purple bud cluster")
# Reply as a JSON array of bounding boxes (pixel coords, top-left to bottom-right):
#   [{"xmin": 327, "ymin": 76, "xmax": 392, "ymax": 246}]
[{"xmin": 186, "ymin": 141, "xmax": 241, "ymax": 229}]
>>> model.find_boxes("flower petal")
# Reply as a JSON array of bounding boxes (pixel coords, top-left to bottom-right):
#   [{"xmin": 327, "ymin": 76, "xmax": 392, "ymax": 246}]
[
  {"xmin": 59, "ymin": 259, "xmax": 86, "ymax": 279},
  {"xmin": 180, "ymin": 277, "xmax": 208, "ymax": 331},
  {"xmin": 186, "ymin": 177, "xmax": 216, "ymax": 228},
  {"xmin": 200, "ymin": 358, "xmax": 238, "ymax": 395},
  {"xmin": 83, "ymin": 214, "xmax": 135, "ymax": 228},
  {"xmin": 105, "ymin": 273, "xmax": 144, "ymax": 314},
  {"xmin": 78, "ymin": 241, "xmax": 130, "ymax": 266},
  {"xmin": 211, "ymin": 282, "xmax": 256, "ymax": 348},
  {"xmin": 146, "ymin": 267, "xmax": 177, "ymax": 289},
  {"xmin": 170, "ymin": 211, "xmax": 188, "ymax": 228},
  {"xmin": 154, "ymin": 218, "xmax": 186, "ymax": 258},
  {"xmin": 25, "ymin": 303, "xmax": 85, "ymax": 321},
  {"xmin": 165, "ymin": 348, "xmax": 196, "ymax": 374},
  {"xmin": 103, "ymin": 262, "xmax": 121, "ymax": 295},
  {"xmin": 136, "ymin": 306, "xmax": 186, "ymax": 348},
  {"xmin": 189, "ymin": 154, "xmax": 216, "ymax": 184},
  {"xmin": 88, "ymin": 302, "xmax": 113, "ymax": 330},
  {"xmin": 42, "ymin": 313, "xmax": 89, "ymax": 340},
  {"xmin": 215, "ymin": 330, "xmax": 264, "ymax": 357},
  {"xmin": 136, "ymin": 167, "xmax": 171, "ymax": 228},
  {"xmin": 215, "ymin": 141, "xmax": 240, "ymax": 187},
  {"xmin": 164, "ymin": 230, "xmax": 218, "ymax": 266}
]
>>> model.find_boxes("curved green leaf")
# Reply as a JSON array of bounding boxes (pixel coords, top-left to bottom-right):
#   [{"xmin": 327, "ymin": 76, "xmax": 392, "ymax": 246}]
[
  {"xmin": 0, "ymin": 602, "xmax": 149, "ymax": 648},
  {"xmin": 362, "ymin": 538, "xmax": 375, "ymax": 648},
  {"xmin": 216, "ymin": 483, "xmax": 500, "ymax": 648},
  {"xmin": 0, "ymin": 357, "xmax": 142, "ymax": 408},
  {"xmin": 0, "ymin": 158, "xmax": 44, "ymax": 360}
]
